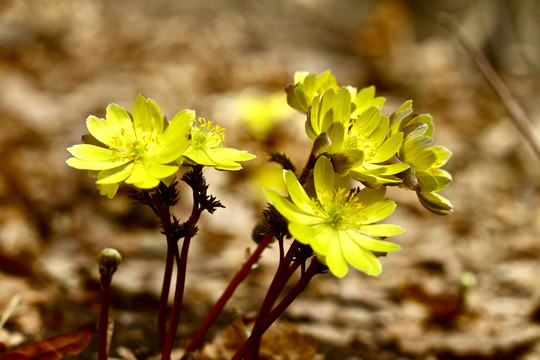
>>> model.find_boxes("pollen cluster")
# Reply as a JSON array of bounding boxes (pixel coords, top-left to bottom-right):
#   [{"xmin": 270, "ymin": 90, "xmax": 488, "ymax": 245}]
[
  {"xmin": 191, "ymin": 118, "xmax": 225, "ymax": 149},
  {"xmin": 109, "ymin": 128, "xmax": 160, "ymax": 163},
  {"xmin": 316, "ymin": 188, "xmax": 365, "ymax": 230}
]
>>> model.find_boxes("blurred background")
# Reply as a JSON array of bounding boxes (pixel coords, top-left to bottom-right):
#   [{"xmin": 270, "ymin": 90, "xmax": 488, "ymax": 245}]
[{"xmin": 1, "ymin": 0, "xmax": 540, "ymax": 359}]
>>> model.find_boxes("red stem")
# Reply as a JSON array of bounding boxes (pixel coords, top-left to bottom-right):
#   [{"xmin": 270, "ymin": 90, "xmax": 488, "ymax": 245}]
[
  {"xmin": 152, "ymin": 192, "xmax": 177, "ymax": 348},
  {"xmin": 245, "ymin": 241, "xmax": 302, "ymax": 359},
  {"xmin": 158, "ymin": 243, "xmax": 175, "ymax": 347},
  {"xmin": 183, "ymin": 234, "xmax": 274, "ymax": 355},
  {"xmin": 231, "ymin": 259, "xmax": 321, "ymax": 360},
  {"xmin": 161, "ymin": 237, "xmax": 192, "ymax": 360},
  {"xmin": 98, "ymin": 279, "xmax": 111, "ymax": 360}
]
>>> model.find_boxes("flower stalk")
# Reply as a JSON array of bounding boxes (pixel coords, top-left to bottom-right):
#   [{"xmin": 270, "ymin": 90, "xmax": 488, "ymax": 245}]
[
  {"xmin": 97, "ymin": 248, "xmax": 122, "ymax": 360},
  {"xmin": 182, "ymin": 234, "xmax": 274, "ymax": 357},
  {"xmin": 232, "ymin": 258, "xmax": 325, "ymax": 360}
]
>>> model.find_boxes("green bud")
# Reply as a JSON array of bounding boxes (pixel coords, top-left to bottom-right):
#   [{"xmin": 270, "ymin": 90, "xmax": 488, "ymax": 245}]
[
  {"xmin": 417, "ymin": 192, "xmax": 453, "ymax": 215},
  {"xmin": 97, "ymin": 248, "xmax": 122, "ymax": 283}
]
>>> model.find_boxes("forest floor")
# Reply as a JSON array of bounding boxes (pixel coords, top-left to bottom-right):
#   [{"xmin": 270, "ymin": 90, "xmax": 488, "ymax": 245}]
[{"xmin": 1, "ymin": 0, "xmax": 540, "ymax": 359}]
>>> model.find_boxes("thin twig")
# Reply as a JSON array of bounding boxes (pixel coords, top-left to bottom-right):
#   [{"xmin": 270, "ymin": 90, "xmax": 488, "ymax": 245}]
[{"xmin": 438, "ymin": 12, "xmax": 540, "ymax": 161}]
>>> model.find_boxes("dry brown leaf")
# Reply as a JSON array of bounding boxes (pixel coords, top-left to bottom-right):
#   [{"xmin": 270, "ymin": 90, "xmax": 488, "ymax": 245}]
[{"xmin": 0, "ymin": 325, "xmax": 92, "ymax": 360}]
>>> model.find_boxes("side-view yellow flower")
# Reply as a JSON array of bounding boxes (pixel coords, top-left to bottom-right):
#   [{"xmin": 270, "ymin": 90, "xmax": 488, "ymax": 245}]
[
  {"xmin": 286, "ymin": 70, "xmax": 339, "ymax": 113},
  {"xmin": 305, "ymin": 87, "xmax": 353, "ymax": 142},
  {"xmin": 264, "ymin": 156, "xmax": 403, "ymax": 278},
  {"xmin": 389, "ymin": 101, "xmax": 453, "ymax": 215},
  {"xmin": 67, "ymin": 94, "xmax": 192, "ymax": 198},
  {"xmin": 182, "ymin": 118, "xmax": 256, "ymax": 171}
]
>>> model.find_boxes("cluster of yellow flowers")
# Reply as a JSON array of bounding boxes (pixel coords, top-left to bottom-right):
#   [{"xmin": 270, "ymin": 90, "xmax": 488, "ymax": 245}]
[
  {"xmin": 264, "ymin": 71, "xmax": 453, "ymax": 277},
  {"xmin": 67, "ymin": 95, "xmax": 256, "ymax": 198},
  {"xmin": 67, "ymin": 71, "xmax": 453, "ymax": 278}
]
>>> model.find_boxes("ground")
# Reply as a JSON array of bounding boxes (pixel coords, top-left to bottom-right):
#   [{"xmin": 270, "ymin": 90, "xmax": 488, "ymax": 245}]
[{"xmin": 1, "ymin": 0, "xmax": 540, "ymax": 359}]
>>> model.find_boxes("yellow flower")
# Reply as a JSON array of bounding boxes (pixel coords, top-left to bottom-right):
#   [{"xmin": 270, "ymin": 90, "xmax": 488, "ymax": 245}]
[
  {"xmin": 182, "ymin": 117, "xmax": 256, "ymax": 170},
  {"xmin": 264, "ymin": 156, "xmax": 403, "ymax": 278},
  {"xmin": 67, "ymin": 95, "xmax": 192, "ymax": 198}
]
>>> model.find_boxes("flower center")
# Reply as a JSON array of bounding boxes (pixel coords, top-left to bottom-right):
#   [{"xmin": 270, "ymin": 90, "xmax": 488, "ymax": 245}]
[
  {"xmin": 316, "ymin": 188, "xmax": 365, "ymax": 229},
  {"xmin": 191, "ymin": 117, "xmax": 225, "ymax": 149},
  {"xmin": 344, "ymin": 129, "xmax": 377, "ymax": 161},
  {"xmin": 109, "ymin": 127, "xmax": 160, "ymax": 162}
]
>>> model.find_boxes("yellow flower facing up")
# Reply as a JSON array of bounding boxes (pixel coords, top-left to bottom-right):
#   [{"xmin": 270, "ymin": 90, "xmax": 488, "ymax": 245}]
[
  {"xmin": 182, "ymin": 117, "xmax": 256, "ymax": 171},
  {"xmin": 67, "ymin": 95, "xmax": 193, "ymax": 198},
  {"xmin": 264, "ymin": 156, "xmax": 403, "ymax": 278}
]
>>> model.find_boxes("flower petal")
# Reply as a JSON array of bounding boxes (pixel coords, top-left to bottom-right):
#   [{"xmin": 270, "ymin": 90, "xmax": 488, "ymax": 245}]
[
  {"xmin": 124, "ymin": 162, "xmax": 160, "ymax": 189},
  {"xmin": 288, "ymin": 223, "xmax": 331, "ymax": 255},
  {"xmin": 359, "ymin": 200, "xmax": 396, "ymax": 224},
  {"xmin": 371, "ymin": 132, "xmax": 403, "ymax": 163},
  {"xmin": 314, "ymin": 156, "xmax": 334, "ymax": 205},
  {"xmin": 155, "ymin": 109, "xmax": 194, "ymax": 163},
  {"xmin": 358, "ymin": 224, "xmax": 405, "ymax": 237},
  {"xmin": 96, "ymin": 162, "xmax": 134, "ymax": 184},
  {"xmin": 97, "ymin": 183, "xmax": 120, "ymax": 199},
  {"xmin": 357, "ymin": 107, "xmax": 382, "ymax": 137},
  {"xmin": 264, "ymin": 189, "xmax": 319, "ymax": 225},
  {"xmin": 341, "ymin": 235, "xmax": 382, "ymax": 276},
  {"xmin": 345, "ymin": 229, "xmax": 401, "ymax": 252},
  {"xmin": 67, "ymin": 144, "xmax": 114, "ymax": 160},
  {"xmin": 143, "ymin": 160, "xmax": 179, "ymax": 179},
  {"xmin": 353, "ymin": 186, "xmax": 386, "ymax": 206},
  {"xmin": 132, "ymin": 94, "xmax": 164, "ymax": 134},
  {"xmin": 86, "ymin": 111, "xmax": 133, "ymax": 146},
  {"xmin": 66, "ymin": 154, "xmax": 130, "ymax": 171},
  {"xmin": 183, "ymin": 147, "xmax": 218, "ymax": 166},
  {"xmin": 283, "ymin": 170, "xmax": 315, "ymax": 213},
  {"xmin": 325, "ymin": 231, "xmax": 349, "ymax": 278}
]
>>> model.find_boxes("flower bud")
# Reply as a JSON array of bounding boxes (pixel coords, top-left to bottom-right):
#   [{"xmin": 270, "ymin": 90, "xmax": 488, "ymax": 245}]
[
  {"xmin": 97, "ymin": 248, "xmax": 122, "ymax": 283},
  {"xmin": 417, "ymin": 192, "xmax": 453, "ymax": 215}
]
